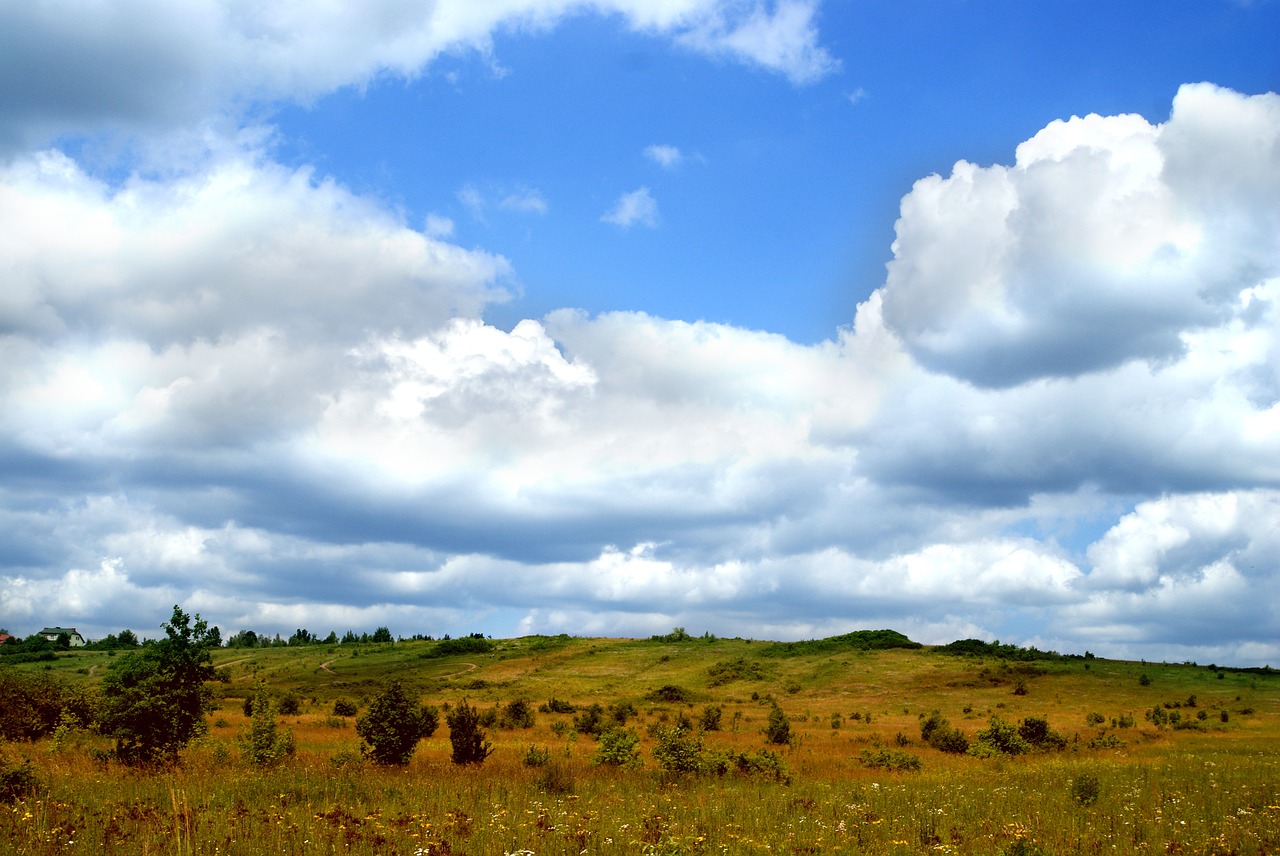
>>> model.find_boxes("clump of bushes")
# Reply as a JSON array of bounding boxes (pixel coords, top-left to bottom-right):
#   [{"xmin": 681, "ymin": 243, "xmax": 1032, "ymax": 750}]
[
  {"xmin": 858, "ymin": 742, "xmax": 922, "ymax": 771},
  {"xmin": 969, "ymin": 715, "xmax": 1065, "ymax": 757},
  {"xmin": 332, "ymin": 698, "xmax": 358, "ymax": 717},
  {"xmin": 920, "ymin": 710, "xmax": 969, "ymax": 753}
]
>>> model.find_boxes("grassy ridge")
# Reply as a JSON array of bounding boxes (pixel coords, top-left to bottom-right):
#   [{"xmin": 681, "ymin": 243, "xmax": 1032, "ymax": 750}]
[{"xmin": 2, "ymin": 634, "xmax": 1278, "ymax": 855}]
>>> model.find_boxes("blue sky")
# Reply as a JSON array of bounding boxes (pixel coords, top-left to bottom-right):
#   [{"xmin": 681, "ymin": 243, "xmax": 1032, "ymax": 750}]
[{"xmin": 2, "ymin": 0, "xmax": 1279, "ymax": 664}]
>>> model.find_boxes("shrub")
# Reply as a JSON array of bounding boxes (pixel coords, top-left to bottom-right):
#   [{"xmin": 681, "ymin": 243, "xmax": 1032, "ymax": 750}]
[
  {"xmin": 0, "ymin": 670, "xmax": 95, "ymax": 742},
  {"xmin": 700, "ymin": 704, "xmax": 723, "ymax": 732},
  {"xmin": 0, "ymin": 756, "xmax": 38, "ymax": 802},
  {"xmin": 707, "ymin": 657, "xmax": 766, "ymax": 685},
  {"xmin": 277, "ymin": 693, "xmax": 302, "ymax": 716},
  {"xmin": 647, "ymin": 684, "xmax": 693, "ymax": 703},
  {"xmin": 355, "ymin": 681, "xmax": 439, "ymax": 765},
  {"xmin": 499, "ymin": 698, "xmax": 536, "ymax": 729},
  {"xmin": 542, "ymin": 697, "xmax": 576, "ymax": 714},
  {"xmin": 522, "ymin": 745, "xmax": 551, "ymax": 767},
  {"xmin": 332, "ymin": 698, "xmax": 358, "ymax": 717},
  {"xmin": 858, "ymin": 743, "xmax": 922, "ymax": 771},
  {"xmin": 1139, "ymin": 673, "xmax": 1151, "ymax": 686},
  {"xmin": 969, "ymin": 716, "xmax": 1030, "ymax": 757},
  {"xmin": 920, "ymin": 710, "xmax": 969, "ymax": 753},
  {"xmin": 763, "ymin": 703, "xmax": 791, "ymax": 746},
  {"xmin": 446, "ymin": 699, "xmax": 494, "ymax": 765},
  {"xmin": 239, "ymin": 684, "xmax": 295, "ymax": 767},
  {"xmin": 97, "ymin": 606, "xmax": 220, "ymax": 766},
  {"xmin": 593, "ymin": 726, "xmax": 641, "ymax": 768},
  {"xmin": 1018, "ymin": 716, "xmax": 1067, "ymax": 751},
  {"xmin": 651, "ymin": 723, "xmax": 705, "ymax": 775},
  {"xmin": 731, "ymin": 748, "xmax": 791, "ymax": 783},
  {"xmin": 573, "ymin": 704, "xmax": 605, "ymax": 737},
  {"xmin": 1085, "ymin": 712, "xmax": 1105, "ymax": 726}
]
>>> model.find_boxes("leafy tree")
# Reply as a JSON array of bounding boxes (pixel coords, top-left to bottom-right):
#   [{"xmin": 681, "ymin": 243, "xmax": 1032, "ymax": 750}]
[
  {"xmin": 446, "ymin": 700, "xmax": 494, "ymax": 765},
  {"xmin": 0, "ymin": 670, "xmax": 96, "ymax": 741},
  {"xmin": 371, "ymin": 626, "xmax": 393, "ymax": 644},
  {"xmin": 226, "ymin": 629, "xmax": 260, "ymax": 649},
  {"xmin": 97, "ymin": 606, "xmax": 221, "ymax": 765},
  {"xmin": 355, "ymin": 681, "xmax": 438, "ymax": 765}
]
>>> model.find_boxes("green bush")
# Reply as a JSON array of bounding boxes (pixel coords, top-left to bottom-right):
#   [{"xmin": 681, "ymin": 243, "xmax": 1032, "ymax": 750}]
[
  {"xmin": 969, "ymin": 716, "xmax": 1030, "ymax": 757},
  {"xmin": 700, "ymin": 704, "xmax": 723, "ymax": 732},
  {"xmin": 1018, "ymin": 716, "xmax": 1067, "ymax": 750},
  {"xmin": 650, "ymin": 723, "xmax": 705, "ymax": 775},
  {"xmin": 920, "ymin": 710, "xmax": 969, "ymax": 753},
  {"xmin": 0, "ymin": 669, "xmax": 95, "ymax": 742},
  {"xmin": 355, "ymin": 681, "xmax": 438, "ymax": 765},
  {"xmin": 332, "ymin": 698, "xmax": 358, "ymax": 717},
  {"xmin": 522, "ymin": 745, "xmax": 551, "ymax": 767},
  {"xmin": 593, "ymin": 726, "xmax": 641, "ymax": 767},
  {"xmin": 498, "ymin": 698, "xmax": 536, "ymax": 729},
  {"xmin": 446, "ymin": 700, "xmax": 494, "ymax": 765},
  {"xmin": 763, "ymin": 703, "xmax": 791, "ymax": 746},
  {"xmin": 858, "ymin": 743, "xmax": 922, "ymax": 771}
]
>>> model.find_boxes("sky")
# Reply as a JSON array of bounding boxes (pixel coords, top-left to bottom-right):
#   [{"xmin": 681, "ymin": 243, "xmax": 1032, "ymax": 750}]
[{"xmin": 1, "ymin": 1, "xmax": 1279, "ymax": 665}]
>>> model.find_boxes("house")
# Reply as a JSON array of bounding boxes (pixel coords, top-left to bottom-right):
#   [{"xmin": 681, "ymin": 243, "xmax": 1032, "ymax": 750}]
[
  {"xmin": 38, "ymin": 626, "xmax": 86, "ymax": 647},
  {"xmin": 0, "ymin": 632, "xmax": 13, "ymax": 646}
]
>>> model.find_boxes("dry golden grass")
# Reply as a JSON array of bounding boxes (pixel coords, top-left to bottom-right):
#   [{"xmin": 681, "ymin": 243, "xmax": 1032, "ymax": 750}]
[{"xmin": 2, "ymin": 636, "xmax": 1277, "ymax": 854}]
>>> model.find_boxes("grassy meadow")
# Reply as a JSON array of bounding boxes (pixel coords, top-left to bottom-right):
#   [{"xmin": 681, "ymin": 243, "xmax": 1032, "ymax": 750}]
[{"xmin": 2, "ymin": 633, "xmax": 1278, "ymax": 855}]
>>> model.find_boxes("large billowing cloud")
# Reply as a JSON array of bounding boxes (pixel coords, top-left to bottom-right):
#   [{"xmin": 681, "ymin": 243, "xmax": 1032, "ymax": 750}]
[
  {"xmin": 0, "ymin": 4, "xmax": 1277, "ymax": 674},
  {"xmin": 880, "ymin": 83, "xmax": 1280, "ymax": 389},
  {"xmin": 0, "ymin": 0, "xmax": 837, "ymax": 152}
]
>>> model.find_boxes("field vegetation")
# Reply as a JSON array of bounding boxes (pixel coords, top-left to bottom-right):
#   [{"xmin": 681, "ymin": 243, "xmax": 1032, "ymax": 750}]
[{"xmin": 1, "ymin": 625, "xmax": 1277, "ymax": 855}]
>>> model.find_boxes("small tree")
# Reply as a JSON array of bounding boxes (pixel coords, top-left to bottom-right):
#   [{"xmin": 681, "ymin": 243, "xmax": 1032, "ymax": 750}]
[
  {"xmin": 355, "ymin": 682, "xmax": 438, "ymax": 765},
  {"xmin": 763, "ymin": 703, "xmax": 791, "ymax": 746},
  {"xmin": 239, "ymin": 683, "xmax": 294, "ymax": 767},
  {"xmin": 97, "ymin": 606, "xmax": 221, "ymax": 765},
  {"xmin": 446, "ymin": 700, "xmax": 494, "ymax": 765}
]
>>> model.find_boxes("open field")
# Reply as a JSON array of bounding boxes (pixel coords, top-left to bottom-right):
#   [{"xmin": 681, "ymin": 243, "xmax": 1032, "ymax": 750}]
[{"xmin": 2, "ymin": 634, "xmax": 1278, "ymax": 855}]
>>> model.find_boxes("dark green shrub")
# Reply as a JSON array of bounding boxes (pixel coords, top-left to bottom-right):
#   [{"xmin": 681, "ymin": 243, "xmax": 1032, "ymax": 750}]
[
  {"xmin": 499, "ymin": 698, "xmax": 536, "ymax": 729},
  {"xmin": 542, "ymin": 697, "xmax": 576, "ymax": 714},
  {"xmin": 1018, "ymin": 716, "xmax": 1067, "ymax": 750},
  {"xmin": 446, "ymin": 700, "xmax": 494, "ymax": 765},
  {"xmin": 332, "ymin": 698, "xmax": 358, "ymax": 717},
  {"xmin": 1139, "ymin": 673, "xmax": 1151, "ymax": 686},
  {"xmin": 763, "ymin": 703, "xmax": 791, "ymax": 746},
  {"xmin": 277, "ymin": 693, "xmax": 301, "ymax": 716},
  {"xmin": 573, "ymin": 704, "xmax": 605, "ymax": 737},
  {"xmin": 920, "ymin": 710, "xmax": 969, "ymax": 753},
  {"xmin": 355, "ymin": 681, "xmax": 438, "ymax": 765},
  {"xmin": 700, "ymin": 704, "xmax": 723, "ymax": 731},
  {"xmin": 707, "ymin": 657, "xmax": 766, "ymax": 685},
  {"xmin": 647, "ymin": 684, "xmax": 693, "ymax": 703}
]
